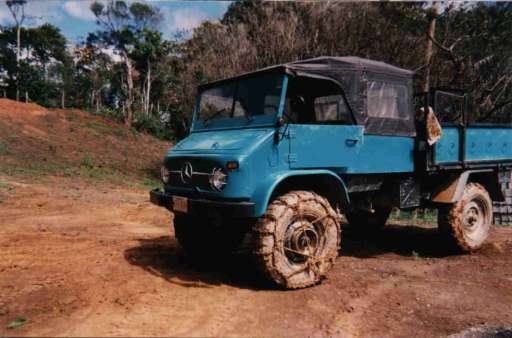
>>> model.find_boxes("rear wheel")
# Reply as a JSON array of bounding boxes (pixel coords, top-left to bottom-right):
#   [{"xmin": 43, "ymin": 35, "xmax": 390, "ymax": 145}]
[
  {"xmin": 252, "ymin": 191, "xmax": 341, "ymax": 289},
  {"xmin": 438, "ymin": 183, "xmax": 493, "ymax": 252},
  {"xmin": 173, "ymin": 214, "xmax": 249, "ymax": 256}
]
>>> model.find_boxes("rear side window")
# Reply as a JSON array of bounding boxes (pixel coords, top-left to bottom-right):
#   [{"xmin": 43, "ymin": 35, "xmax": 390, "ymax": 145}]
[
  {"xmin": 367, "ymin": 81, "xmax": 409, "ymax": 120},
  {"xmin": 363, "ymin": 79, "xmax": 415, "ymax": 136},
  {"xmin": 314, "ymin": 95, "xmax": 351, "ymax": 123}
]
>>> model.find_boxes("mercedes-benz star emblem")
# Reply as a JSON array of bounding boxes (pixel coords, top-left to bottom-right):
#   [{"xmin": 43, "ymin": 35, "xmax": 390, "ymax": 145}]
[{"xmin": 180, "ymin": 162, "xmax": 193, "ymax": 183}]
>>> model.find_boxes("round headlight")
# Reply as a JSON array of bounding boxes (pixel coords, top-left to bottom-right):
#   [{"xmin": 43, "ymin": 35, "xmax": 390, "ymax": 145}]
[
  {"xmin": 161, "ymin": 166, "xmax": 170, "ymax": 184},
  {"xmin": 209, "ymin": 167, "xmax": 227, "ymax": 191}
]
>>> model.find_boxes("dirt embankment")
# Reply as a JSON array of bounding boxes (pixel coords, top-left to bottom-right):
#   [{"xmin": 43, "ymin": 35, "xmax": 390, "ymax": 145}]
[
  {"xmin": 0, "ymin": 99, "xmax": 511, "ymax": 337},
  {"xmin": 0, "ymin": 98, "xmax": 170, "ymax": 186}
]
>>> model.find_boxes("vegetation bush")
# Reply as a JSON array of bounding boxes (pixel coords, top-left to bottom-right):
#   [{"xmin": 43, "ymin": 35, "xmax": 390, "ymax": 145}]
[
  {"xmin": 93, "ymin": 108, "xmax": 125, "ymax": 123},
  {"xmin": 132, "ymin": 113, "xmax": 174, "ymax": 141}
]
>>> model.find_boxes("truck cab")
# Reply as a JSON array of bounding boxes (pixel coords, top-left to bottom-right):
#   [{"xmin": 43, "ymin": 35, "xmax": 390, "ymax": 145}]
[{"xmin": 150, "ymin": 56, "xmax": 512, "ymax": 289}]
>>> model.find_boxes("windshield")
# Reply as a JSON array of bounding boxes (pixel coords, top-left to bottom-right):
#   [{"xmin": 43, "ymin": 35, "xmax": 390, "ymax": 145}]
[{"xmin": 193, "ymin": 73, "xmax": 285, "ymax": 131}]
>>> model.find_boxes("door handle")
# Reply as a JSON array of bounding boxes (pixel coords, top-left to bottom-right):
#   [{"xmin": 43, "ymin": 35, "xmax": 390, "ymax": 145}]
[{"xmin": 345, "ymin": 138, "xmax": 360, "ymax": 146}]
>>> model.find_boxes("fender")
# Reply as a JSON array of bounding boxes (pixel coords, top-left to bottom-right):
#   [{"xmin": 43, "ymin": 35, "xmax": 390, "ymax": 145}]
[
  {"xmin": 431, "ymin": 169, "xmax": 502, "ymax": 203},
  {"xmin": 252, "ymin": 169, "xmax": 350, "ymax": 217}
]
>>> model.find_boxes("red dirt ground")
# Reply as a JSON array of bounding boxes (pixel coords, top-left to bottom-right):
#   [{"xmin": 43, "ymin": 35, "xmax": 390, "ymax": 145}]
[
  {"xmin": 1, "ymin": 177, "xmax": 511, "ymax": 337},
  {"xmin": 0, "ymin": 100, "xmax": 511, "ymax": 337}
]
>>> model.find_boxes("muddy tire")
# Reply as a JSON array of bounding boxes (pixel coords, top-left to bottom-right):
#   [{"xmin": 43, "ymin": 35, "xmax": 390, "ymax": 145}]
[
  {"xmin": 345, "ymin": 207, "xmax": 391, "ymax": 232},
  {"xmin": 173, "ymin": 214, "xmax": 249, "ymax": 256},
  {"xmin": 438, "ymin": 183, "xmax": 493, "ymax": 252},
  {"xmin": 252, "ymin": 191, "xmax": 341, "ymax": 289}
]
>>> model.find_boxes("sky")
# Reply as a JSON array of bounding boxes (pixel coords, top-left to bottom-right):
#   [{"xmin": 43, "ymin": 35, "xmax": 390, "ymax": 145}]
[{"xmin": 0, "ymin": 0, "xmax": 231, "ymax": 43}]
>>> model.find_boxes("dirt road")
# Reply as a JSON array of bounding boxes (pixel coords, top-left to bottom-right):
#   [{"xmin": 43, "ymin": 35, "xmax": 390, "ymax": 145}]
[{"xmin": 1, "ymin": 176, "xmax": 512, "ymax": 337}]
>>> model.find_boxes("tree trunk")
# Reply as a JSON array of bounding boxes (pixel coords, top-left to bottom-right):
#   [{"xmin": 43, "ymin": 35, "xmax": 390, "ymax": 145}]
[
  {"xmin": 145, "ymin": 62, "xmax": 151, "ymax": 116},
  {"xmin": 61, "ymin": 89, "xmax": 65, "ymax": 109},
  {"xmin": 16, "ymin": 25, "xmax": 21, "ymax": 102},
  {"xmin": 422, "ymin": 2, "xmax": 440, "ymax": 93},
  {"xmin": 123, "ymin": 51, "xmax": 134, "ymax": 126}
]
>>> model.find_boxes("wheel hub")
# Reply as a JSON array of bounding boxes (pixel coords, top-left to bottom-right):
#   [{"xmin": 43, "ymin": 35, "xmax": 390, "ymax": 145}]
[
  {"xmin": 463, "ymin": 202, "xmax": 484, "ymax": 232},
  {"xmin": 284, "ymin": 221, "xmax": 320, "ymax": 263}
]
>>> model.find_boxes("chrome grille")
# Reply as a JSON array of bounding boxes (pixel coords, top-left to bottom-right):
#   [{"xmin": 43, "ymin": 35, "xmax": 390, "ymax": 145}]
[{"xmin": 166, "ymin": 159, "xmax": 218, "ymax": 190}]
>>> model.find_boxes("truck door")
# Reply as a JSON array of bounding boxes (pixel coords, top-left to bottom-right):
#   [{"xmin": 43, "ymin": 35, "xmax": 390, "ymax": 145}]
[
  {"xmin": 285, "ymin": 78, "xmax": 365, "ymax": 172},
  {"xmin": 288, "ymin": 123, "xmax": 364, "ymax": 171}
]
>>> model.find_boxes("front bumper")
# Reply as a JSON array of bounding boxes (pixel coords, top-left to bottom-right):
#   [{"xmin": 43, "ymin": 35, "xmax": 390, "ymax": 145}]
[{"xmin": 149, "ymin": 188, "xmax": 255, "ymax": 218}]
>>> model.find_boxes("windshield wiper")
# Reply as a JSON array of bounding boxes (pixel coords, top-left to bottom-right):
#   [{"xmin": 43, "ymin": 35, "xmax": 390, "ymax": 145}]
[{"xmin": 203, "ymin": 108, "xmax": 227, "ymax": 125}]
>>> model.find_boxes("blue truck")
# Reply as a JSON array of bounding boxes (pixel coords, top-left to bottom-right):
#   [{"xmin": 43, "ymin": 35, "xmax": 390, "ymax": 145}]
[{"xmin": 150, "ymin": 57, "xmax": 512, "ymax": 289}]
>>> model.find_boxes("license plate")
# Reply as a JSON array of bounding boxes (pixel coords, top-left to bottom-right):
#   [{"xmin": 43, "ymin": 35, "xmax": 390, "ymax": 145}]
[{"xmin": 172, "ymin": 196, "xmax": 188, "ymax": 213}]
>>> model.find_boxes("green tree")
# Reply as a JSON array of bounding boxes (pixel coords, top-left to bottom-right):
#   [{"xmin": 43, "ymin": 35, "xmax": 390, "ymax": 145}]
[
  {"xmin": 88, "ymin": 0, "xmax": 162, "ymax": 125},
  {"xmin": 0, "ymin": 24, "xmax": 69, "ymax": 106},
  {"xmin": 28, "ymin": 24, "xmax": 67, "ymax": 80},
  {"xmin": 130, "ymin": 28, "xmax": 169, "ymax": 116},
  {"xmin": 73, "ymin": 45, "xmax": 113, "ymax": 111}
]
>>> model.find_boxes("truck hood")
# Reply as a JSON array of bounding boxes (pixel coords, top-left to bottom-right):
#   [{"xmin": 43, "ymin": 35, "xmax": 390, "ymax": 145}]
[{"xmin": 172, "ymin": 128, "xmax": 275, "ymax": 153}]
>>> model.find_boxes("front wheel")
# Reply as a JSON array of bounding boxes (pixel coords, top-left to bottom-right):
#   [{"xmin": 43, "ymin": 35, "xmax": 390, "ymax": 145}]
[
  {"xmin": 438, "ymin": 183, "xmax": 493, "ymax": 252},
  {"xmin": 252, "ymin": 191, "xmax": 341, "ymax": 289}
]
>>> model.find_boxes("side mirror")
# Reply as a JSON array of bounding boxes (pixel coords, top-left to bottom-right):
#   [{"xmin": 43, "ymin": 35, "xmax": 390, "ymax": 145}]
[{"xmin": 290, "ymin": 95, "xmax": 305, "ymax": 111}]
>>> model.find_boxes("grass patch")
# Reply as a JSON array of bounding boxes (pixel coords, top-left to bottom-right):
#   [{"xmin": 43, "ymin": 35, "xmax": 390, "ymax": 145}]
[
  {"xmin": 0, "ymin": 161, "xmax": 161, "ymax": 190},
  {"xmin": 0, "ymin": 120, "xmax": 12, "ymax": 136},
  {"xmin": 79, "ymin": 166, "xmax": 113, "ymax": 179},
  {"xmin": 65, "ymin": 114, "xmax": 79, "ymax": 122},
  {"xmin": 6, "ymin": 317, "xmax": 27, "ymax": 329},
  {"xmin": 82, "ymin": 121, "xmax": 126, "ymax": 138},
  {"xmin": 0, "ymin": 162, "xmax": 65, "ymax": 178},
  {"xmin": 390, "ymin": 209, "xmax": 438, "ymax": 223},
  {"xmin": 0, "ymin": 179, "xmax": 14, "ymax": 201},
  {"xmin": 41, "ymin": 114, "xmax": 58, "ymax": 134},
  {"xmin": 78, "ymin": 155, "xmax": 117, "ymax": 180},
  {"xmin": 126, "ymin": 179, "xmax": 161, "ymax": 191},
  {"xmin": 80, "ymin": 155, "xmax": 94, "ymax": 169},
  {"xmin": 0, "ymin": 140, "xmax": 12, "ymax": 155},
  {"xmin": 0, "ymin": 180, "xmax": 13, "ymax": 190}
]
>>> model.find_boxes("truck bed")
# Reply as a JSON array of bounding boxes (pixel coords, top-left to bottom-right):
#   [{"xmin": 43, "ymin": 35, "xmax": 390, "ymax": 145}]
[{"xmin": 433, "ymin": 125, "xmax": 512, "ymax": 167}]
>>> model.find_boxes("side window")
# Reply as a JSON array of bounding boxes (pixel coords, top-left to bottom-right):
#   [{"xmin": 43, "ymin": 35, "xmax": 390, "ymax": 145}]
[
  {"xmin": 314, "ymin": 95, "xmax": 351, "ymax": 124},
  {"xmin": 285, "ymin": 76, "xmax": 354, "ymax": 125},
  {"xmin": 367, "ymin": 81, "xmax": 409, "ymax": 120}
]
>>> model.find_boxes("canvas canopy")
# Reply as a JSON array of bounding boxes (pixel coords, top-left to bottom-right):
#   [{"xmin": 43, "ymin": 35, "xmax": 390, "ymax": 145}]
[{"xmin": 200, "ymin": 56, "xmax": 416, "ymax": 137}]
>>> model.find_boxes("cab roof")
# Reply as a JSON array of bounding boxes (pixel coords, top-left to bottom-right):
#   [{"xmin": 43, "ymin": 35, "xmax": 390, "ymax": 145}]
[
  {"xmin": 199, "ymin": 56, "xmax": 414, "ymax": 89},
  {"xmin": 287, "ymin": 56, "xmax": 414, "ymax": 77}
]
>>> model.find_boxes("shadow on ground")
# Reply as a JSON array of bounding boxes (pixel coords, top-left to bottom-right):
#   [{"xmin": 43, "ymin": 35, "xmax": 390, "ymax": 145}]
[
  {"xmin": 124, "ymin": 235, "xmax": 269, "ymax": 290},
  {"xmin": 124, "ymin": 223, "xmax": 457, "ymax": 289},
  {"xmin": 342, "ymin": 223, "xmax": 459, "ymax": 259}
]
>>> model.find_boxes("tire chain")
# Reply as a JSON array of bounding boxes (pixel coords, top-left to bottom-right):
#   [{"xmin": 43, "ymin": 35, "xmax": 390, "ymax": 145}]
[{"xmin": 252, "ymin": 190, "xmax": 341, "ymax": 289}]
